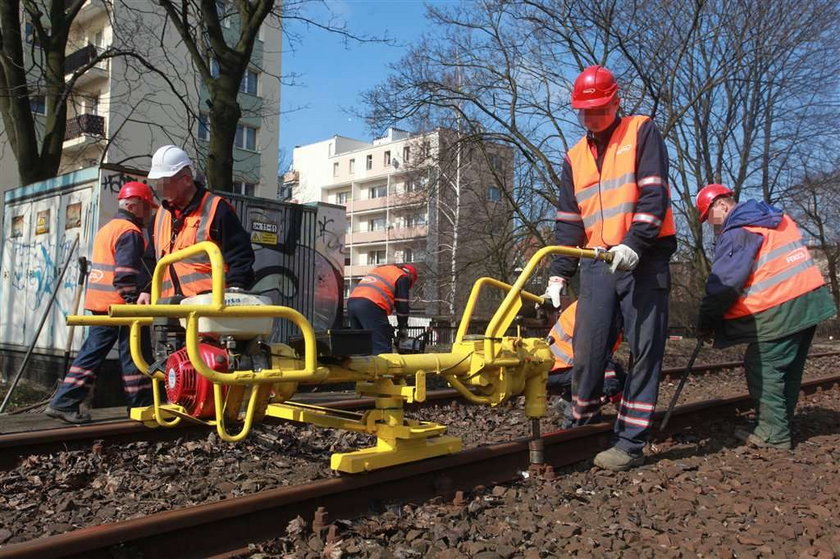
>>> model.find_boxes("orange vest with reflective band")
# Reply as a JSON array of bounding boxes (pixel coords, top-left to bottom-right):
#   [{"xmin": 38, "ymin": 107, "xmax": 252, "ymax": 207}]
[
  {"xmin": 548, "ymin": 301, "xmax": 623, "ymax": 370},
  {"xmin": 349, "ymin": 265, "xmax": 408, "ymax": 314},
  {"xmin": 724, "ymin": 215, "xmax": 825, "ymax": 319},
  {"xmin": 566, "ymin": 115, "xmax": 676, "ymax": 248},
  {"xmin": 85, "ymin": 218, "xmax": 144, "ymax": 312},
  {"xmin": 153, "ymin": 191, "xmax": 227, "ymax": 298}
]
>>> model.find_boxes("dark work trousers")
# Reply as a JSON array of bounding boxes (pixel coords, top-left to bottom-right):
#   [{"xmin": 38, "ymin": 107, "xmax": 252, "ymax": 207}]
[
  {"xmin": 570, "ymin": 255, "xmax": 670, "ymax": 454},
  {"xmin": 51, "ymin": 318, "xmax": 153, "ymax": 411},
  {"xmin": 744, "ymin": 325, "xmax": 815, "ymax": 446},
  {"xmin": 347, "ymin": 297, "xmax": 394, "ymax": 355}
]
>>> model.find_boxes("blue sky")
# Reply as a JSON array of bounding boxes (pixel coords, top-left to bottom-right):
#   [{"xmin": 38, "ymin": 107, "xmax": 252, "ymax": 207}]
[{"xmin": 279, "ymin": 1, "xmax": 437, "ymax": 168}]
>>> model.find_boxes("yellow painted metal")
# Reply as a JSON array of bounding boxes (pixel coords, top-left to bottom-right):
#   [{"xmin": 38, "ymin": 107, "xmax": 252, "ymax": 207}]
[
  {"xmin": 66, "ymin": 242, "xmax": 609, "ymax": 472},
  {"xmin": 455, "ymin": 277, "xmax": 543, "ymax": 343}
]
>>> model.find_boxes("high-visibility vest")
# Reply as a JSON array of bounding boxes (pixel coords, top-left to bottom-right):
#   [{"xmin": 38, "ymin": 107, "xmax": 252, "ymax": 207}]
[
  {"xmin": 548, "ymin": 301, "xmax": 623, "ymax": 370},
  {"xmin": 566, "ymin": 115, "xmax": 676, "ymax": 248},
  {"xmin": 349, "ymin": 265, "xmax": 408, "ymax": 314},
  {"xmin": 85, "ymin": 218, "xmax": 144, "ymax": 312},
  {"xmin": 724, "ymin": 215, "xmax": 825, "ymax": 319},
  {"xmin": 153, "ymin": 191, "xmax": 227, "ymax": 298}
]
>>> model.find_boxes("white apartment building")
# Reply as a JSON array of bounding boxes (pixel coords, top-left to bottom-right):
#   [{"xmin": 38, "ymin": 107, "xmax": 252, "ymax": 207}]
[
  {"xmin": 288, "ymin": 128, "xmax": 514, "ymax": 318},
  {"xmin": 0, "ymin": 0, "xmax": 281, "ymax": 199}
]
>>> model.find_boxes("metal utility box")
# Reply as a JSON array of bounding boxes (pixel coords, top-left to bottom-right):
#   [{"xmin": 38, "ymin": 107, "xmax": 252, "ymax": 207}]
[{"xmin": 0, "ymin": 165, "xmax": 346, "ymax": 392}]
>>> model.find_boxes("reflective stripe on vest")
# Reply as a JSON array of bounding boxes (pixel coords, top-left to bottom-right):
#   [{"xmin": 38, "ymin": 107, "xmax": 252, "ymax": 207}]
[
  {"xmin": 153, "ymin": 191, "xmax": 226, "ymax": 298},
  {"xmin": 84, "ymin": 218, "xmax": 143, "ymax": 312},
  {"xmin": 348, "ymin": 265, "xmax": 408, "ymax": 314},
  {"xmin": 724, "ymin": 214, "xmax": 825, "ymax": 319},
  {"xmin": 566, "ymin": 115, "xmax": 675, "ymax": 247},
  {"xmin": 548, "ymin": 302, "xmax": 577, "ymax": 369}
]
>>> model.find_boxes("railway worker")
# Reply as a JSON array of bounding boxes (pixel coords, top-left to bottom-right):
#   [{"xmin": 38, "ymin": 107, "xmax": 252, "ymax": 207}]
[
  {"xmin": 347, "ymin": 264, "xmax": 418, "ymax": 354},
  {"xmin": 147, "ymin": 145, "xmax": 254, "ymax": 297},
  {"xmin": 695, "ymin": 184, "xmax": 835, "ymax": 450},
  {"xmin": 545, "ymin": 65, "xmax": 676, "ymax": 471},
  {"xmin": 547, "ymin": 301, "xmax": 626, "ymax": 413},
  {"xmin": 46, "ymin": 182, "xmax": 157, "ymax": 424}
]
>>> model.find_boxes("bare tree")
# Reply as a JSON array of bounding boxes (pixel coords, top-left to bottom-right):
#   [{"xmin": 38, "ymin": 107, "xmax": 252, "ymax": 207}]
[{"xmin": 364, "ymin": 0, "xmax": 840, "ymax": 324}]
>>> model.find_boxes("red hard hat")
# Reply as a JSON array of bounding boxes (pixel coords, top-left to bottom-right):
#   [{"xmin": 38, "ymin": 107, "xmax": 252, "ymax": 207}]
[
  {"xmin": 571, "ymin": 65, "xmax": 619, "ymax": 109},
  {"xmin": 696, "ymin": 183, "xmax": 734, "ymax": 222},
  {"xmin": 118, "ymin": 181, "xmax": 158, "ymax": 207},
  {"xmin": 402, "ymin": 264, "xmax": 418, "ymax": 286}
]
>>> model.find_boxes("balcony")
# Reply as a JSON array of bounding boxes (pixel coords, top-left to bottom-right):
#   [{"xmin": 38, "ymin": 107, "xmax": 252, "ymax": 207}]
[
  {"xmin": 348, "ymin": 196, "xmax": 388, "ymax": 213},
  {"xmin": 64, "ymin": 44, "xmax": 109, "ymax": 87},
  {"xmin": 390, "ymin": 225, "xmax": 428, "ymax": 240},
  {"xmin": 64, "ymin": 114, "xmax": 105, "ymax": 147},
  {"xmin": 69, "ymin": 0, "xmax": 109, "ymax": 27},
  {"xmin": 348, "ymin": 230, "xmax": 388, "ymax": 244}
]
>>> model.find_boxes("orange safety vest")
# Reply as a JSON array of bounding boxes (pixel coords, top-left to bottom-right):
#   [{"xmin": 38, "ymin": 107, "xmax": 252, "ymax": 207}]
[
  {"xmin": 548, "ymin": 301, "xmax": 623, "ymax": 370},
  {"xmin": 349, "ymin": 265, "xmax": 408, "ymax": 314},
  {"xmin": 85, "ymin": 218, "xmax": 144, "ymax": 312},
  {"xmin": 566, "ymin": 115, "xmax": 676, "ymax": 248},
  {"xmin": 724, "ymin": 215, "xmax": 825, "ymax": 319},
  {"xmin": 153, "ymin": 191, "xmax": 227, "ymax": 298}
]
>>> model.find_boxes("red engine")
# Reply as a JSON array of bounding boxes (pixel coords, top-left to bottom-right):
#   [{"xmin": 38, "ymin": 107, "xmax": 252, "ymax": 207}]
[{"xmin": 164, "ymin": 343, "xmax": 230, "ymax": 418}]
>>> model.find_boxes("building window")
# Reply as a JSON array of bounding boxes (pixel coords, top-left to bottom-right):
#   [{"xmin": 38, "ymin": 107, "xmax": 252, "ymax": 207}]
[
  {"xmin": 333, "ymin": 162, "xmax": 339, "ymax": 177},
  {"xmin": 368, "ymin": 217, "xmax": 386, "ymax": 232},
  {"xmin": 235, "ymin": 124, "xmax": 258, "ymax": 151},
  {"xmin": 369, "ymin": 185, "xmax": 386, "ymax": 199},
  {"xmin": 216, "ymin": 1, "xmax": 231, "ymax": 27},
  {"xmin": 86, "ymin": 94, "xmax": 100, "ymax": 116},
  {"xmin": 489, "ymin": 153, "xmax": 503, "ymax": 171},
  {"xmin": 94, "ymin": 30, "xmax": 104, "ymax": 48},
  {"xmin": 487, "ymin": 185, "xmax": 502, "ymax": 202},
  {"xmin": 383, "ymin": 151, "xmax": 391, "ymax": 166},
  {"xmin": 209, "ymin": 58, "xmax": 220, "ymax": 78},
  {"xmin": 403, "ymin": 146, "xmax": 410, "ymax": 163},
  {"xmin": 240, "ymin": 69, "xmax": 259, "ymax": 95},
  {"xmin": 405, "ymin": 176, "xmax": 426, "ymax": 193},
  {"xmin": 366, "ymin": 154, "xmax": 372, "ymax": 170},
  {"xmin": 25, "ymin": 22, "xmax": 39, "ymax": 46},
  {"xmin": 367, "ymin": 250, "xmax": 386, "ymax": 265},
  {"xmin": 349, "ymin": 158, "xmax": 355, "ymax": 174},
  {"xmin": 405, "ymin": 213, "xmax": 427, "ymax": 227},
  {"xmin": 345, "ymin": 221, "xmax": 352, "ymax": 234},
  {"xmin": 403, "ymin": 248, "xmax": 414, "ymax": 263},
  {"xmin": 231, "ymin": 181, "xmax": 256, "ymax": 196},
  {"xmin": 30, "ymin": 95, "xmax": 46, "ymax": 116},
  {"xmin": 198, "ymin": 113, "xmax": 210, "ymax": 141},
  {"xmin": 336, "ymin": 191, "xmax": 350, "ymax": 204}
]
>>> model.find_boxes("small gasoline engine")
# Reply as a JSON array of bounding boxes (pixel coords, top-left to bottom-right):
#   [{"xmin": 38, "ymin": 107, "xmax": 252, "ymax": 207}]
[{"xmin": 152, "ymin": 291, "xmax": 273, "ymax": 418}]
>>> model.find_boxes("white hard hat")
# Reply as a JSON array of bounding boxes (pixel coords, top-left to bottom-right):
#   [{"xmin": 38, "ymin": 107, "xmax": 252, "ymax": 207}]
[{"xmin": 148, "ymin": 145, "xmax": 193, "ymax": 179}]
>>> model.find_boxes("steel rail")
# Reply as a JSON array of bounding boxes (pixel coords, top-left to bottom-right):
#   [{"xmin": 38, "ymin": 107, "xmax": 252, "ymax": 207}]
[
  {"xmin": 3, "ymin": 350, "xmax": 839, "ymax": 468},
  {"xmin": 1, "ymin": 374, "xmax": 838, "ymax": 559}
]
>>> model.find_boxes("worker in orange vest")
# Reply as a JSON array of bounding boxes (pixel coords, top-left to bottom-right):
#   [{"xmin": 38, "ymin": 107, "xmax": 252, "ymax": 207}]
[
  {"xmin": 147, "ymin": 145, "xmax": 254, "ymax": 298},
  {"xmin": 695, "ymin": 184, "xmax": 835, "ymax": 450},
  {"xmin": 547, "ymin": 301, "xmax": 625, "ymax": 415},
  {"xmin": 46, "ymin": 182, "xmax": 157, "ymax": 424},
  {"xmin": 347, "ymin": 264, "xmax": 418, "ymax": 354},
  {"xmin": 545, "ymin": 65, "xmax": 676, "ymax": 471}
]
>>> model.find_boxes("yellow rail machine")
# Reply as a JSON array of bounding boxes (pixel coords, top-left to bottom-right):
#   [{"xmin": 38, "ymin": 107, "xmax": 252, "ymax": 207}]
[{"xmin": 68, "ymin": 242, "xmax": 611, "ymax": 473}]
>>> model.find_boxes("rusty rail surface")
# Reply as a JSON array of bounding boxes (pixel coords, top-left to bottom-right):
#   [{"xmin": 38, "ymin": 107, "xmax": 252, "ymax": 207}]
[{"xmin": 1, "ymin": 373, "xmax": 838, "ymax": 559}]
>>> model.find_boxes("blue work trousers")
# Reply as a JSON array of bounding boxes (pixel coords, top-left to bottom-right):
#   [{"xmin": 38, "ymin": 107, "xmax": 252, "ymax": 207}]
[
  {"xmin": 571, "ymin": 255, "xmax": 670, "ymax": 453},
  {"xmin": 347, "ymin": 297, "xmax": 394, "ymax": 355},
  {"xmin": 51, "ymin": 320, "xmax": 153, "ymax": 411}
]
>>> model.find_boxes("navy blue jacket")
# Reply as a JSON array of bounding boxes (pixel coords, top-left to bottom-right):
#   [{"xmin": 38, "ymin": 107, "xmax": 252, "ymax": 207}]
[
  {"xmin": 112, "ymin": 209, "xmax": 151, "ymax": 303},
  {"xmin": 551, "ymin": 117, "xmax": 676, "ymax": 278},
  {"xmin": 697, "ymin": 200, "xmax": 778, "ymax": 329}
]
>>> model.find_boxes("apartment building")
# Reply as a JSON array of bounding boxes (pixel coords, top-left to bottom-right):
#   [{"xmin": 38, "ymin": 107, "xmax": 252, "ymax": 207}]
[
  {"xmin": 288, "ymin": 128, "xmax": 515, "ymax": 319},
  {"xmin": 0, "ymin": 0, "xmax": 281, "ymax": 199}
]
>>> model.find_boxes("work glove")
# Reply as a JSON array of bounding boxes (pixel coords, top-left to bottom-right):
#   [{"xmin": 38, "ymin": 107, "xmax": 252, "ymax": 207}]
[
  {"xmin": 542, "ymin": 276, "xmax": 566, "ymax": 309},
  {"xmin": 607, "ymin": 244, "xmax": 640, "ymax": 273}
]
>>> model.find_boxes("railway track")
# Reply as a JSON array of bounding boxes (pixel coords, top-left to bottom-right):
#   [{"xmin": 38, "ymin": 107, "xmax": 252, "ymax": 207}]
[
  {"xmin": 1, "ymin": 371, "xmax": 838, "ymax": 559},
  {"xmin": 3, "ymin": 350, "xmax": 838, "ymax": 468}
]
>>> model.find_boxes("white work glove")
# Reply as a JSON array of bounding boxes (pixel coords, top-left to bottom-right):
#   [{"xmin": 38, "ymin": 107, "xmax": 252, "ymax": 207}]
[
  {"xmin": 608, "ymin": 244, "xmax": 640, "ymax": 273},
  {"xmin": 542, "ymin": 276, "xmax": 566, "ymax": 308}
]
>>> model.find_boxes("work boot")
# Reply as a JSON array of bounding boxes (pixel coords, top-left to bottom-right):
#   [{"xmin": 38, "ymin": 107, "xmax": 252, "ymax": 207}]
[
  {"xmin": 593, "ymin": 446, "xmax": 644, "ymax": 471},
  {"xmin": 733, "ymin": 427, "xmax": 791, "ymax": 450},
  {"xmin": 45, "ymin": 406, "xmax": 92, "ymax": 424}
]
